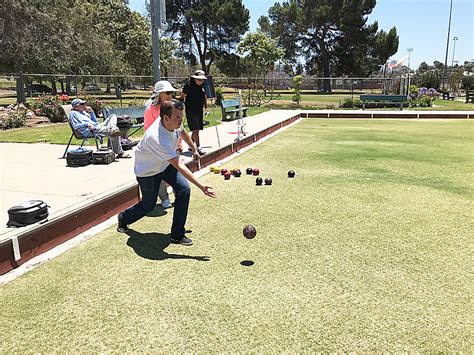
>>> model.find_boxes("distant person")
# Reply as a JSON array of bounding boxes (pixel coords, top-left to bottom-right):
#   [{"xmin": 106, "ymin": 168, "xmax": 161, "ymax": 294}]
[
  {"xmin": 181, "ymin": 70, "xmax": 209, "ymax": 155},
  {"xmin": 144, "ymin": 80, "xmax": 179, "ymax": 209},
  {"xmin": 117, "ymin": 100, "xmax": 216, "ymax": 246},
  {"xmin": 69, "ymin": 98, "xmax": 130, "ymax": 158}
]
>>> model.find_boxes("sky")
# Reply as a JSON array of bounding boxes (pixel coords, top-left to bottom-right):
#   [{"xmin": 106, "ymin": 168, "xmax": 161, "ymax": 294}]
[{"xmin": 129, "ymin": 0, "xmax": 473, "ymax": 70}]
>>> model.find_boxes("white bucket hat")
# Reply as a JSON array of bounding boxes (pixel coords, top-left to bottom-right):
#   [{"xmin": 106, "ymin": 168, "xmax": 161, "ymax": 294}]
[
  {"xmin": 151, "ymin": 80, "xmax": 178, "ymax": 98},
  {"xmin": 191, "ymin": 70, "xmax": 207, "ymax": 80}
]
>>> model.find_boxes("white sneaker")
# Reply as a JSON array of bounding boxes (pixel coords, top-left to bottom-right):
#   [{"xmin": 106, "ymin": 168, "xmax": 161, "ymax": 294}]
[{"xmin": 161, "ymin": 199, "xmax": 172, "ymax": 209}]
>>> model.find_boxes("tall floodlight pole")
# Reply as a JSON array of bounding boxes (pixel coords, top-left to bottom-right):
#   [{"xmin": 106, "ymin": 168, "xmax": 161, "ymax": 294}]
[
  {"xmin": 151, "ymin": 0, "xmax": 166, "ymax": 82},
  {"xmin": 451, "ymin": 36, "xmax": 458, "ymax": 66},
  {"xmin": 444, "ymin": 0, "xmax": 453, "ymax": 89},
  {"xmin": 407, "ymin": 48, "xmax": 413, "ymax": 95}
]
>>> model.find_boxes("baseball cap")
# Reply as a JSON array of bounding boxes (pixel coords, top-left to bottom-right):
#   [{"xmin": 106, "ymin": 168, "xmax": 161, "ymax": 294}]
[{"xmin": 71, "ymin": 98, "xmax": 87, "ymax": 108}]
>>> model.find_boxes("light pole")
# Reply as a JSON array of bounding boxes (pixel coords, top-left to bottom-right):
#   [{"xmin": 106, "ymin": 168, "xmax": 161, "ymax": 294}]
[
  {"xmin": 407, "ymin": 48, "xmax": 413, "ymax": 95},
  {"xmin": 451, "ymin": 36, "xmax": 458, "ymax": 67},
  {"xmin": 444, "ymin": 0, "xmax": 454, "ymax": 90},
  {"xmin": 151, "ymin": 0, "xmax": 167, "ymax": 82}
]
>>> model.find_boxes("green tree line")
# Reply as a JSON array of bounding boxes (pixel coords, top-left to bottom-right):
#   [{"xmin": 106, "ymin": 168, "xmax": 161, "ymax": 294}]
[{"xmin": 1, "ymin": 0, "xmax": 401, "ymax": 99}]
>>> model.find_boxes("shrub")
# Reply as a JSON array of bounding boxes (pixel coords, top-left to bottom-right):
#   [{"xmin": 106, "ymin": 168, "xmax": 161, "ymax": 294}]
[
  {"xmin": 1, "ymin": 106, "xmax": 28, "ymax": 129},
  {"xmin": 30, "ymin": 94, "xmax": 69, "ymax": 122},
  {"xmin": 339, "ymin": 98, "xmax": 362, "ymax": 108},
  {"xmin": 81, "ymin": 94, "xmax": 107, "ymax": 116},
  {"xmin": 215, "ymin": 87, "xmax": 224, "ymax": 106},
  {"xmin": 409, "ymin": 87, "xmax": 439, "ymax": 107},
  {"xmin": 292, "ymin": 75, "xmax": 303, "ymax": 107},
  {"xmin": 461, "ymin": 76, "xmax": 474, "ymax": 90}
]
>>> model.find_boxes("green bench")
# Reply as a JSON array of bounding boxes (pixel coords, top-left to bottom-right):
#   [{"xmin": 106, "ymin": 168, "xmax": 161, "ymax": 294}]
[
  {"xmin": 360, "ymin": 94, "xmax": 408, "ymax": 110},
  {"xmin": 442, "ymin": 91, "xmax": 455, "ymax": 100},
  {"xmin": 220, "ymin": 98, "xmax": 248, "ymax": 121},
  {"xmin": 102, "ymin": 106, "xmax": 145, "ymax": 137}
]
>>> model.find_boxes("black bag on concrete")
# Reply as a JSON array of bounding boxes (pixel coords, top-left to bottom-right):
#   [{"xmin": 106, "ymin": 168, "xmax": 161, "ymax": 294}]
[
  {"xmin": 7, "ymin": 200, "xmax": 49, "ymax": 227},
  {"xmin": 120, "ymin": 137, "xmax": 139, "ymax": 151},
  {"xmin": 67, "ymin": 147, "xmax": 92, "ymax": 167},
  {"xmin": 92, "ymin": 148, "xmax": 115, "ymax": 164},
  {"xmin": 116, "ymin": 115, "xmax": 133, "ymax": 129}
]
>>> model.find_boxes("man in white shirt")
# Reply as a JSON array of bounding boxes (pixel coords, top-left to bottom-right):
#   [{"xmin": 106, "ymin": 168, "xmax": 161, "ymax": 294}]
[{"xmin": 117, "ymin": 100, "xmax": 216, "ymax": 245}]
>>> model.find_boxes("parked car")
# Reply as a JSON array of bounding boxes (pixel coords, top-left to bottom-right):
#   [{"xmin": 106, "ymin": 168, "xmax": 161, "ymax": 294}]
[
  {"xmin": 84, "ymin": 83, "xmax": 101, "ymax": 93},
  {"xmin": 29, "ymin": 84, "xmax": 52, "ymax": 94},
  {"xmin": 70, "ymin": 86, "xmax": 78, "ymax": 94}
]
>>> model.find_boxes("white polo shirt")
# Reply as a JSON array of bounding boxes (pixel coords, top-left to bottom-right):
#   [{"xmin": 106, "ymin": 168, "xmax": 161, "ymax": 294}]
[{"xmin": 134, "ymin": 118, "xmax": 182, "ymax": 177}]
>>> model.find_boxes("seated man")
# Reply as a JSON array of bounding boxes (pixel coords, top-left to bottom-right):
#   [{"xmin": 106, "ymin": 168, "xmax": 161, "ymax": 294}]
[{"xmin": 69, "ymin": 98, "xmax": 130, "ymax": 158}]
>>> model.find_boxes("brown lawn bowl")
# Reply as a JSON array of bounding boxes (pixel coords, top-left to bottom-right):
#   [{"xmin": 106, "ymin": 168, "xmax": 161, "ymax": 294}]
[{"xmin": 243, "ymin": 224, "xmax": 257, "ymax": 239}]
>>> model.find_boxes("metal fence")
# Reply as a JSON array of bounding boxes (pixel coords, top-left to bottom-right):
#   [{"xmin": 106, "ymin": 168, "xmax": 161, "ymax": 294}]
[{"xmin": 0, "ymin": 72, "xmax": 459, "ymax": 105}]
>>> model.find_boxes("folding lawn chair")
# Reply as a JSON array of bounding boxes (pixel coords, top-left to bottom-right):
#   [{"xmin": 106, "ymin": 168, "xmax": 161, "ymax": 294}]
[{"xmin": 61, "ymin": 104, "xmax": 103, "ymax": 158}]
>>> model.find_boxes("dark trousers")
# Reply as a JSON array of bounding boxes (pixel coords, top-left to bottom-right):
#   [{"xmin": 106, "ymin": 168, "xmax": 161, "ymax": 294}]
[{"xmin": 121, "ymin": 164, "xmax": 191, "ymax": 237}]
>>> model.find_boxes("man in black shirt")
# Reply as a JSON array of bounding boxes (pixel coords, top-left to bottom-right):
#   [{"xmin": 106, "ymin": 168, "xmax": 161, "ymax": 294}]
[{"xmin": 181, "ymin": 70, "xmax": 208, "ymax": 155}]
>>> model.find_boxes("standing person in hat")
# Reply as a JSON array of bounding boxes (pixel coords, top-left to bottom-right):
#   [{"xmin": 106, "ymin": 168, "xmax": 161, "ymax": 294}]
[
  {"xmin": 69, "ymin": 98, "xmax": 130, "ymax": 158},
  {"xmin": 117, "ymin": 100, "xmax": 216, "ymax": 246},
  {"xmin": 181, "ymin": 70, "xmax": 209, "ymax": 155},
  {"xmin": 144, "ymin": 80, "xmax": 179, "ymax": 209}
]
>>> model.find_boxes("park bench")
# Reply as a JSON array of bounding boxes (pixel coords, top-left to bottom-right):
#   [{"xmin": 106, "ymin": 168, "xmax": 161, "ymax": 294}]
[
  {"xmin": 102, "ymin": 106, "xmax": 145, "ymax": 137},
  {"xmin": 220, "ymin": 98, "xmax": 248, "ymax": 121},
  {"xmin": 442, "ymin": 91, "xmax": 455, "ymax": 100},
  {"xmin": 465, "ymin": 90, "xmax": 474, "ymax": 104},
  {"xmin": 360, "ymin": 94, "xmax": 408, "ymax": 110}
]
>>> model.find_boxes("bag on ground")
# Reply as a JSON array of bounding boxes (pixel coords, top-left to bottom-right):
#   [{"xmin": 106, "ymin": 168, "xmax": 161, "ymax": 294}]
[
  {"xmin": 7, "ymin": 200, "xmax": 49, "ymax": 227},
  {"xmin": 92, "ymin": 148, "xmax": 115, "ymax": 164},
  {"xmin": 66, "ymin": 147, "xmax": 92, "ymax": 167}
]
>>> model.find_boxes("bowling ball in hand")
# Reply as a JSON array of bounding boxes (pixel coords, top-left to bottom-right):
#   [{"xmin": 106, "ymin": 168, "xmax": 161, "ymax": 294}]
[
  {"xmin": 243, "ymin": 224, "xmax": 257, "ymax": 239},
  {"xmin": 233, "ymin": 169, "xmax": 241, "ymax": 177},
  {"xmin": 264, "ymin": 178, "xmax": 272, "ymax": 185},
  {"xmin": 288, "ymin": 170, "xmax": 295, "ymax": 178},
  {"xmin": 252, "ymin": 168, "xmax": 260, "ymax": 176},
  {"xmin": 256, "ymin": 177, "xmax": 263, "ymax": 186},
  {"xmin": 246, "ymin": 167, "xmax": 253, "ymax": 175},
  {"xmin": 224, "ymin": 172, "xmax": 231, "ymax": 180}
]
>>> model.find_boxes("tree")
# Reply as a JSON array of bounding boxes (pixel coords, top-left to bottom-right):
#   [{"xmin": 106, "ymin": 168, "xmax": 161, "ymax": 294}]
[
  {"xmin": 259, "ymin": 0, "xmax": 395, "ymax": 91},
  {"xmin": 159, "ymin": 37, "xmax": 180, "ymax": 78},
  {"xmin": 165, "ymin": 0, "xmax": 250, "ymax": 73},
  {"xmin": 374, "ymin": 27, "xmax": 399, "ymax": 78},
  {"xmin": 0, "ymin": 0, "xmax": 71, "ymax": 102},
  {"xmin": 237, "ymin": 31, "xmax": 284, "ymax": 78}
]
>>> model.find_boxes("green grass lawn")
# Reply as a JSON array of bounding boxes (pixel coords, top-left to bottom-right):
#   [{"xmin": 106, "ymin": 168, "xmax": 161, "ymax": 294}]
[
  {"xmin": 1, "ymin": 119, "xmax": 472, "ymax": 352},
  {"xmin": 0, "ymin": 106, "xmax": 270, "ymax": 145}
]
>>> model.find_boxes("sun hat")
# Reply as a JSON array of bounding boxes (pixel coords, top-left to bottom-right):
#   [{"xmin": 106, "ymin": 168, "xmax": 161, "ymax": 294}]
[
  {"xmin": 151, "ymin": 80, "xmax": 178, "ymax": 98},
  {"xmin": 71, "ymin": 98, "xmax": 87, "ymax": 108},
  {"xmin": 191, "ymin": 70, "xmax": 207, "ymax": 80}
]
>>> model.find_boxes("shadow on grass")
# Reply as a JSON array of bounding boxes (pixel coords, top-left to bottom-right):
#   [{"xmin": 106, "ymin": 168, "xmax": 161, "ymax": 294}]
[
  {"xmin": 146, "ymin": 204, "xmax": 168, "ymax": 217},
  {"xmin": 125, "ymin": 229, "xmax": 210, "ymax": 262}
]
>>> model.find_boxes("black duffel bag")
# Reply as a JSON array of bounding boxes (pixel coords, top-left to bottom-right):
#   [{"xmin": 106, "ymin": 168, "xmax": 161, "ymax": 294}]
[
  {"xmin": 116, "ymin": 115, "xmax": 133, "ymax": 129},
  {"xmin": 7, "ymin": 200, "xmax": 49, "ymax": 227}
]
